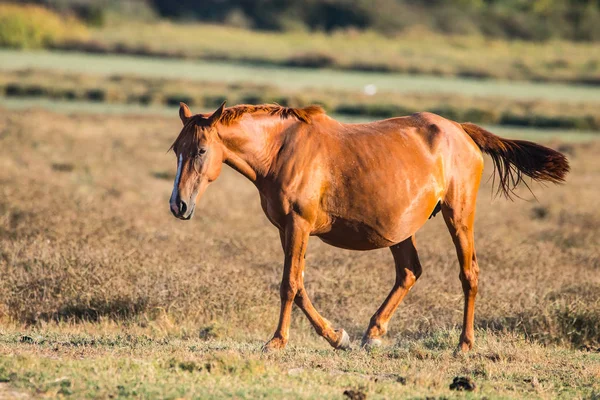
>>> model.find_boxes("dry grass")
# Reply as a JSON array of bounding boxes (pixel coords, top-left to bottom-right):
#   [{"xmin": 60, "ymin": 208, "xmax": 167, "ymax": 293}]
[{"xmin": 0, "ymin": 108, "xmax": 599, "ymax": 398}]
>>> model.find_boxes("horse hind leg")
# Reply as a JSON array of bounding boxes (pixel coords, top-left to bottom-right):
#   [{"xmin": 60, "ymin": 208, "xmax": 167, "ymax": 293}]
[
  {"xmin": 362, "ymin": 236, "xmax": 422, "ymax": 348},
  {"xmin": 441, "ymin": 184, "xmax": 480, "ymax": 352}
]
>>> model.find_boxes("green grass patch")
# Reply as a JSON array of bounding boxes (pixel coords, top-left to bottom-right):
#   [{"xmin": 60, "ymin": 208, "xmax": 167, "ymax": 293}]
[
  {"xmin": 0, "ymin": 4, "xmax": 87, "ymax": 49},
  {"xmin": 0, "ymin": 328, "xmax": 598, "ymax": 399}
]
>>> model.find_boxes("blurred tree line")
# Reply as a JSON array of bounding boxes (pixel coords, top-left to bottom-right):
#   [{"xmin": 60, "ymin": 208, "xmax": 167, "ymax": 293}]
[{"xmin": 14, "ymin": 0, "xmax": 600, "ymax": 41}]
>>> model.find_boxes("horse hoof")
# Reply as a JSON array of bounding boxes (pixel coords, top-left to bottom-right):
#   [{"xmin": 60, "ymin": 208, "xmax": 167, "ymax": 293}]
[
  {"xmin": 456, "ymin": 334, "xmax": 474, "ymax": 353},
  {"xmin": 457, "ymin": 341, "xmax": 473, "ymax": 353},
  {"xmin": 262, "ymin": 337, "xmax": 287, "ymax": 353},
  {"xmin": 335, "ymin": 329, "xmax": 351, "ymax": 350},
  {"xmin": 361, "ymin": 336, "xmax": 382, "ymax": 350}
]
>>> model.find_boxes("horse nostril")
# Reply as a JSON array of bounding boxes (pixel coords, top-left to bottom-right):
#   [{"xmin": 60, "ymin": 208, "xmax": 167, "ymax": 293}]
[{"xmin": 180, "ymin": 200, "xmax": 187, "ymax": 215}]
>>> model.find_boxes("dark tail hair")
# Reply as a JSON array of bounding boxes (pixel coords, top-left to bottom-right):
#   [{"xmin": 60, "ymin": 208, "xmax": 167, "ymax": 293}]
[{"xmin": 461, "ymin": 123, "xmax": 570, "ymax": 198}]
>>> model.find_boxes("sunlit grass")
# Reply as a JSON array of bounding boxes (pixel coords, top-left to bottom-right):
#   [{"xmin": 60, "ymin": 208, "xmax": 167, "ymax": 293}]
[
  {"xmin": 0, "ymin": 3, "xmax": 87, "ymax": 49},
  {"xmin": 74, "ymin": 21, "xmax": 600, "ymax": 84},
  {"xmin": 1, "ymin": 325, "xmax": 599, "ymax": 399}
]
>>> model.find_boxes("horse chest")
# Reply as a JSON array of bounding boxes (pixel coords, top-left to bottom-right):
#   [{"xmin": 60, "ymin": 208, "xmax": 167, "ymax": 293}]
[{"xmin": 258, "ymin": 193, "xmax": 287, "ymax": 230}]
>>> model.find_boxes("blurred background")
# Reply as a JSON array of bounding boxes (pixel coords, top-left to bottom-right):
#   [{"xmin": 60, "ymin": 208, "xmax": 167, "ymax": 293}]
[{"xmin": 1, "ymin": 0, "xmax": 599, "ymax": 132}]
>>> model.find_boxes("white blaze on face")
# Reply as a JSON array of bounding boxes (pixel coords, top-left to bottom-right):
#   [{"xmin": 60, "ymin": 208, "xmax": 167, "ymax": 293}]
[{"xmin": 170, "ymin": 153, "xmax": 183, "ymax": 207}]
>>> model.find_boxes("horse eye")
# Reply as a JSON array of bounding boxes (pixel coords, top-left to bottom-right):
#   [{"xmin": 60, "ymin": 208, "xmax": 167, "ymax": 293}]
[{"xmin": 196, "ymin": 148, "xmax": 207, "ymax": 156}]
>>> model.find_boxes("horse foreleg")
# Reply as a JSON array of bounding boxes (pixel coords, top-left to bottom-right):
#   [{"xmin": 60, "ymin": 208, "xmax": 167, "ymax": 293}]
[
  {"xmin": 362, "ymin": 236, "xmax": 422, "ymax": 348},
  {"xmin": 263, "ymin": 214, "xmax": 349, "ymax": 351},
  {"xmin": 262, "ymin": 215, "xmax": 307, "ymax": 351},
  {"xmin": 294, "ymin": 283, "xmax": 350, "ymax": 350}
]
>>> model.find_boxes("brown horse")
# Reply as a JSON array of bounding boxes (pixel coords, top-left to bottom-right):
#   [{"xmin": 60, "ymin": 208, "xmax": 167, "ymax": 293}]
[{"xmin": 169, "ymin": 102, "xmax": 569, "ymax": 352}]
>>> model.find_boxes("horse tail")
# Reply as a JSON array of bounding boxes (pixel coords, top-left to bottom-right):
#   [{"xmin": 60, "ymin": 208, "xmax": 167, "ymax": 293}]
[{"xmin": 460, "ymin": 122, "xmax": 570, "ymax": 198}]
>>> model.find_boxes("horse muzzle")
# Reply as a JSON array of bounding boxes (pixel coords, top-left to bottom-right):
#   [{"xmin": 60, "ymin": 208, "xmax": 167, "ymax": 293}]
[{"xmin": 170, "ymin": 196, "xmax": 195, "ymax": 220}]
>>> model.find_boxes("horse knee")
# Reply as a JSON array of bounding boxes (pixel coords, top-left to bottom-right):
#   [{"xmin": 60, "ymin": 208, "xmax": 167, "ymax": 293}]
[
  {"xmin": 293, "ymin": 286, "xmax": 308, "ymax": 306},
  {"xmin": 280, "ymin": 279, "xmax": 298, "ymax": 300},
  {"xmin": 459, "ymin": 269, "xmax": 478, "ymax": 294}
]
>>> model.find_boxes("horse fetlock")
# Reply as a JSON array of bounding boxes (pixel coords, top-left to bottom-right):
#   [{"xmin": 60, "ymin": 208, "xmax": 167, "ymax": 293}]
[{"xmin": 367, "ymin": 319, "xmax": 388, "ymax": 337}]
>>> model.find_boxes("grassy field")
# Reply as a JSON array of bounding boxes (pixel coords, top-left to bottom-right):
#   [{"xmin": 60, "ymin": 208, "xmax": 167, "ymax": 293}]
[
  {"xmin": 2, "ymin": 96, "xmax": 600, "ymax": 143},
  {"xmin": 1, "ymin": 4, "xmax": 599, "ymax": 84},
  {"xmin": 1, "ymin": 68, "xmax": 599, "ymax": 131},
  {"xmin": 1, "ymin": 54, "xmax": 600, "ymax": 131},
  {"xmin": 0, "ymin": 107, "xmax": 599, "ymax": 398},
  {"xmin": 55, "ymin": 21, "xmax": 600, "ymax": 85},
  {"xmin": 3, "ymin": 50, "xmax": 600, "ymax": 103},
  {"xmin": 1, "ymin": 328, "xmax": 598, "ymax": 399}
]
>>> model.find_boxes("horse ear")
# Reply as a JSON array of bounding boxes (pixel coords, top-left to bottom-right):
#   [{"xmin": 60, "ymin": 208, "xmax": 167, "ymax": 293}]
[
  {"xmin": 209, "ymin": 101, "xmax": 226, "ymax": 126},
  {"xmin": 179, "ymin": 102, "xmax": 192, "ymax": 125}
]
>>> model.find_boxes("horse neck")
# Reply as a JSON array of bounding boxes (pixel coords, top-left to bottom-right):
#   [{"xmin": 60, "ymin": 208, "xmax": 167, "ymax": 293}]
[{"xmin": 217, "ymin": 114, "xmax": 292, "ymax": 184}]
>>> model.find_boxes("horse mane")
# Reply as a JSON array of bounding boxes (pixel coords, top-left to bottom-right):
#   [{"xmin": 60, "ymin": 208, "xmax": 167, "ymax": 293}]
[
  {"xmin": 170, "ymin": 104, "xmax": 324, "ymax": 152},
  {"xmin": 219, "ymin": 104, "xmax": 324, "ymax": 126}
]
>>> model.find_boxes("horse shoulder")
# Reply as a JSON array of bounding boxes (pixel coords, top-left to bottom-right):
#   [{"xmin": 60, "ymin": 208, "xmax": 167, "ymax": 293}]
[{"xmin": 263, "ymin": 123, "xmax": 328, "ymax": 226}]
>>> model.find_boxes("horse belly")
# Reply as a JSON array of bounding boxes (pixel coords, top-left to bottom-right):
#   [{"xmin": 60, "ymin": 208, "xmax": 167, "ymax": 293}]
[
  {"xmin": 315, "ymin": 217, "xmax": 400, "ymax": 250},
  {"xmin": 315, "ymin": 181, "xmax": 442, "ymax": 250}
]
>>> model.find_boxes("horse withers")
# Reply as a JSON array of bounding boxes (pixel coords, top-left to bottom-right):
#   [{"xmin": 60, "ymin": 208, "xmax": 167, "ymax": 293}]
[{"xmin": 169, "ymin": 102, "xmax": 569, "ymax": 352}]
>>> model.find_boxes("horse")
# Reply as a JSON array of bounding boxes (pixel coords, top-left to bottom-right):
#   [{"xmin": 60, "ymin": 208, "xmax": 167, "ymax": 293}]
[{"xmin": 168, "ymin": 101, "xmax": 569, "ymax": 352}]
